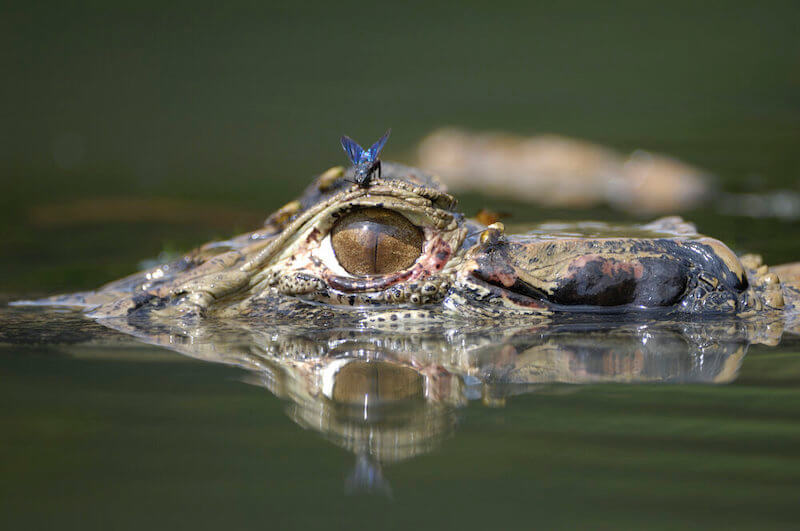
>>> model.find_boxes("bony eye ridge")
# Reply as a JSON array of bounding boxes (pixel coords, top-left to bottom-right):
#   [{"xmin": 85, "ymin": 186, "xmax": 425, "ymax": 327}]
[{"xmin": 330, "ymin": 208, "xmax": 423, "ymax": 276}]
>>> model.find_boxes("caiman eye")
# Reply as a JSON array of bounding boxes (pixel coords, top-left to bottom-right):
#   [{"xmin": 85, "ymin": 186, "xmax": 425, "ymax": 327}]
[{"xmin": 330, "ymin": 207, "xmax": 423, "ymax": 276}]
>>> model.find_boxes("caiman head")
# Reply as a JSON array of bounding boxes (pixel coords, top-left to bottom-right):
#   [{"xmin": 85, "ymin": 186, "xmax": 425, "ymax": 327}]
[{"xmin": 47, "ymin": 162, "xmax": 787, "ymax": 323}]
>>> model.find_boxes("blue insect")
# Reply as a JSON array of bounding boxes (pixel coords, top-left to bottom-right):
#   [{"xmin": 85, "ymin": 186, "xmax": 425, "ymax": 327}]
[{"xmin": 340, "ymin": 129, "xmax": 391, "ymax": 187}]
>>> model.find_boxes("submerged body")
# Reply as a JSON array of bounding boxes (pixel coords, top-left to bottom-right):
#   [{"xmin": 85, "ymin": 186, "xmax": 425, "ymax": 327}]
[{"xmin": 24, "ymin": 162, "xmax": 800, "ymax": 327}]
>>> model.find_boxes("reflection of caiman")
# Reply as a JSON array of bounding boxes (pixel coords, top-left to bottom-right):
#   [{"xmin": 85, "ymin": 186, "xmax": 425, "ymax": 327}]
[
  {"xmin": 27, "ymin": 162, "xmax": 800, "ymax": 326},
  {"xmin": 92, "ymin": 315, "xmax": 758, "ymax": 493}
]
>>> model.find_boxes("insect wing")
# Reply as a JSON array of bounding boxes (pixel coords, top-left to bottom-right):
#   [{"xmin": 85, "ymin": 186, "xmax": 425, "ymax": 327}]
[
  {"xmin": 366, "ymin": 128, "xmax": 391, "ymax": 160},
  {"xmin": 340, "ymin": 135, "xmax": 365, "ymax": 164}
]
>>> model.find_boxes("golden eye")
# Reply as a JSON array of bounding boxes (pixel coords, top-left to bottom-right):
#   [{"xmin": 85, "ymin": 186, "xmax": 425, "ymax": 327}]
[{"xmin": 330, "ymin": 208, "xmax": 423, "ymax": 276}]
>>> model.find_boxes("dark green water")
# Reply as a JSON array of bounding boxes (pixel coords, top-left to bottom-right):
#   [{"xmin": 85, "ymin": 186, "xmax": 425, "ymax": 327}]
[
  {"xmin": 2, "ymin": 307, "xmax": 800, "ymax": 530},
  {"xmin": 3, "ymin": 2, "xmax": 800, "ymax": 529}
]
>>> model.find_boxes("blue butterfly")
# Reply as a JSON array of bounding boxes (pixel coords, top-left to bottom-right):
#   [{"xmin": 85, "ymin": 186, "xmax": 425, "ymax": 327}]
[{"xmin": 340, "ymin": 129, "xmax": 391, "ymax": 187}]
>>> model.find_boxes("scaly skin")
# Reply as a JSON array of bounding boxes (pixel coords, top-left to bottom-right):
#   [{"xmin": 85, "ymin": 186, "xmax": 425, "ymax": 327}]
[{"xmin": 23, "ymin": 162, "xmax": 800, "ymax": 328}]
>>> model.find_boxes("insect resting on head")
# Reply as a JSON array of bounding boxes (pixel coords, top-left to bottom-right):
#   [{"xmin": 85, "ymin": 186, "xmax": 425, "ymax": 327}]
[{"xmin": 340, "ymin": 129, "xmax": 391, "ymax": 188}]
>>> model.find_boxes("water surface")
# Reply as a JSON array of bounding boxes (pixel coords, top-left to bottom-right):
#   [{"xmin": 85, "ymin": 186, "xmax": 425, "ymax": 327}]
[{"xmin": 3, "ymin": 288, "xmax": 800, "ymax": 530}]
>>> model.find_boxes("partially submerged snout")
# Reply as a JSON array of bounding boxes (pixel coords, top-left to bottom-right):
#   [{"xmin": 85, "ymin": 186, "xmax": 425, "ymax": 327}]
[
  {"xmin": 451, "ymin": 221, "xmax": 772, "ymax": 316},
  {"xmin": 15, "ymin": 161, "xmax": 794, "ymax": 324}
]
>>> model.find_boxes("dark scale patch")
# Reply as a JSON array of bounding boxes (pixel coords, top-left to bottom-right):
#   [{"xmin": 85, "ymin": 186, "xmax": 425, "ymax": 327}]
[
  {"xmin": 552, "ymin": 257, "xmax": 687, "ymax": 307},
  {"xmin": 632, "ymin": 258, "xmax": 688, "ymax": 306},
  {"xmin": 569, "ymin": 259, "xmax": 642, "ymax": 306},
  {"xmin": 631, "ymin": 239, "xmax": 748, "ymax": 292},
  {"xmin": 130, "ymin": 292, "xmax": 157, "ymax": 310},
  {"xmin": 127, "ymin": 292, "xmax": 174, "ymax": 316},
  {"xmin": 691, "ymin": 243, "xmax": 748, "ymax": 291}
]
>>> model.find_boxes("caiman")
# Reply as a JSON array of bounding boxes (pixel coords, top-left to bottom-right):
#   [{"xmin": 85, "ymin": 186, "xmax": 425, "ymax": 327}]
[
  {"xmin": 9, "ymin": 156, "xmax": 800, "ymax": 489},
  {"xmin": 24, "ymin": 162, "xmax": 800, "ymax": 328}
]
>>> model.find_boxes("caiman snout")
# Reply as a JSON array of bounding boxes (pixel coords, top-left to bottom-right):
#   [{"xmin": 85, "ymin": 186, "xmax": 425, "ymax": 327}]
[{"xmin": 457, "ymin": 225, "xmax": 754, "ymax": 313}]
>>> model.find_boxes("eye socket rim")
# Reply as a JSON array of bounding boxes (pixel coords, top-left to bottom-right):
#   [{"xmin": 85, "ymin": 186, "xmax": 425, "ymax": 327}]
[{"xmin": 329, "ymin": 207, "xmax": 425, "ymax": 277}]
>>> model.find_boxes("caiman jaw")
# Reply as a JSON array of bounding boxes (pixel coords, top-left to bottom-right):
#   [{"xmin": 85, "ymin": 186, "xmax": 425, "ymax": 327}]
[{"xmin": 446, "ymin": 224, "xmax": 554, "ymax": 315}]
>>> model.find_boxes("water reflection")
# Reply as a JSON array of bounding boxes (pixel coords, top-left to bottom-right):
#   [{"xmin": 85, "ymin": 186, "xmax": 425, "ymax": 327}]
[{"xmin": 77, "ymin": 312, "xmax": 785, "ymax": 493}]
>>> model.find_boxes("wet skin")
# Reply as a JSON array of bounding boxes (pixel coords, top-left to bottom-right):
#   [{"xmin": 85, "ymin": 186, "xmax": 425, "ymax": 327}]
[{"xmin": 24, "ymin": 162, "xmax": 800, "ymax": 326}]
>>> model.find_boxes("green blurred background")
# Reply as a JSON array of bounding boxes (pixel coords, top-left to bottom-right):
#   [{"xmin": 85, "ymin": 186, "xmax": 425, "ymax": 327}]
[{"xmin": 2, "ymin": 0, "xmax": 799, "ymax": 292}]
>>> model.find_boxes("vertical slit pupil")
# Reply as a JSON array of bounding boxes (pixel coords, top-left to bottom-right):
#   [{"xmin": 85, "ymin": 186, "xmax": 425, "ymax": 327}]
[{"xmin": 330, "ymin": 208, "xmax": 424, "ymax": 276}]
